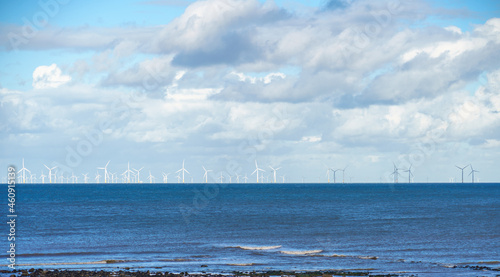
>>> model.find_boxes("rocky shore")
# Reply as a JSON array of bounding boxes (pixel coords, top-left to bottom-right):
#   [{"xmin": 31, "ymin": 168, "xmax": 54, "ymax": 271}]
[{"xmin": 0, "ymin": 269, "xmax": 404, "ymax": 277}]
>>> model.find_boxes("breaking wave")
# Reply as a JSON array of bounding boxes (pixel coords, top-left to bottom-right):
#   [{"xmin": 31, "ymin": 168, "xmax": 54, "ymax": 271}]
[
  {"xmin": 230, "ymin": 245, "xmax": 282, "ymax": 250},
  {"xmin": 280, "ymin": 249, "xmax": 323, "ymax": 255}
]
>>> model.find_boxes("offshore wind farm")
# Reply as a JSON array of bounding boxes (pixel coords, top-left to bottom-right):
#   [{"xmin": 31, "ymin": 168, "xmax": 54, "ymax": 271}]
[{"xmin": 3, "ymin": 158, "xmax": 489, "ymax": 184}]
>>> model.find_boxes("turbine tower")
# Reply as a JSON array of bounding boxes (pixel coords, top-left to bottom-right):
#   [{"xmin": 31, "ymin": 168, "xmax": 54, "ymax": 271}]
[
  {"xmin": 331, "ymin": 168, "xmax": 340, "ymax": 183},
  {"xmin": 202, "ymin": 166, "xmax": 212, "ymax": 183},
  {"xmin": 455, "ymin": 165, "xmax": 468, "ymax": 183},
  {"xmin": 133, "ymin": 166, "xmax": 144, "ymax": 183},
  {"xmin": 82, "ymin": 173, "xmax": 89, "ymax": 184},
  {"xmin": 44, "ymin": 164, "xmax": 57, "ymax": 183},
  {"xmin": 97, "ymin": 160, "xmax": 111, "ymax": 183},
  {"xmin": 404, "ymin": 164, "xmax": 413, "ymax": 183},
  {"xmin": 147, "ymin": 171, "xmax": 155, "ymax": 183},
  {"xmin": 251, "ymin": 160, "xmax": 265, "ymax": 183},
  {"xmin": 162, "ymin": 172, "xmax": 170, "ymax": 183},
  {"xmin": 269, "ymin": 166, "xmax": 281, "ymax": 183},
  {"xmin": 44, "ymin": 165, "xmax": 57, "ymax": 183},
  {"xmin": 217, "ymin": 172, "xmax": 224, "ymax": 184},
  {"xmin": 324, "ymin": 165, "xmax": 331, "ymax": 183},
  {"xmin": 176, "ymin": 160, "xmax": 190, "ymax": 183},
  {"xmin": 390, "ymin": 163, "xmax": 401, "ymax": 183},
  {"xmin": 18, "ymin": 159, "xmax": 30, "ymax": 184},
  {"xmin": 341, "ymin": 166, "xmax": 348, "ymax": 183},
  {"xmin": 469, "ymin": 164, "xmax": 479, "ymax": 183},
  {"xmin": 123, "ymin": 162, "xmax": 134, "ymax": 183},
  {"xmin": 40, "ymin": 171, "xmax": 46, "ymax": 184}
]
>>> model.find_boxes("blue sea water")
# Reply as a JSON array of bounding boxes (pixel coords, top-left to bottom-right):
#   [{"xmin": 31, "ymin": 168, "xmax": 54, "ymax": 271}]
[{"xmin": 1, "ymin": 183, "xmax": 499, "ymax": 276}]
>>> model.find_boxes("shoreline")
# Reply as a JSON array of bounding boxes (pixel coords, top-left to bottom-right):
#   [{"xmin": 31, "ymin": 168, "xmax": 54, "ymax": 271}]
[
  {"xmin": 0, "ymin": 269, "xmax": 404, "ymax": 277},
  {"xmin": 2, "ymin": 266, "xmax": 499, "ymax": 277}
]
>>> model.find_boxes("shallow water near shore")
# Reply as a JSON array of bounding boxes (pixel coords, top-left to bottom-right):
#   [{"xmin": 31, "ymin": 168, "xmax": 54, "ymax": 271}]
[{"xmin": 1, "ymin": 183, "xmax": 499, "ymax": 276}]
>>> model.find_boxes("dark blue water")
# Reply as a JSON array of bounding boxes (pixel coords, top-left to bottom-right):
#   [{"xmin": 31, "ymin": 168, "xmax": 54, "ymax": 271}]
[{"xmin": 2, "ymin": 183, "xmax": 499, "ymax": 276}]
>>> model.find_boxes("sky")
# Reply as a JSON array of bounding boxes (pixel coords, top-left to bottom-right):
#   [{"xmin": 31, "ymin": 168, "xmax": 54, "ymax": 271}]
[{"xmin": 0, "ymin": 0, "xmax": 499, "ymax": 183}]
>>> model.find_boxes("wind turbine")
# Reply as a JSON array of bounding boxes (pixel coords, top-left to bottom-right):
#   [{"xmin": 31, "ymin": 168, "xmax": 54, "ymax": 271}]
[
  {"xmin": 30, "ymin": 173, "xmax": 36, "ymax": 184},
  {"xmin": 202, "ymin": 166, "xmax": 212, "ymax": 183},
  {"xmin": 71, "ymin": 173, "xmax": 77, "ymax": 183},
  {"xmin": 95, "ymin": 172, "xmax": 101, "ymax": 184},
  {"xmin": 176, "ymin": 174, "xmax": 181, "ymax": 183},
  {"xmin": 455, "ymin": 165, "xmax": 468, "ymax": 183},
  {"xmin": 82, "ymin": 173, "xmax": 89, "ymax": 184},
  {"xmin": 390, "ymin": 163, "xmax": 401, "ymax": 183},
  {"xmin": 269, "ymin": 166, "xmax": 281, "ymax": 183},
  {"xmin": 341, "ymin": 166, "xmax": 348, "ymax": 183},
  {"xmin": 404, "ymin": 164, "xmax": 413, "ymax": 183},
  {"xmin": 123, "ymin": 162, "xmax": 134, "ymax": 183},
  {"xmin": 110, "ymin": 172, "xmax": 117, "ymax": 183},
  {"xmin": 251, "ymin": 160, "xmax": 265, "ymax": 183},
  {"xmin": 281, "ymin": 175, "xmax": 285, "ymax": 183},
  {"xmin": 162, "ymin": 172, "xmax": 170, "ymax": 183},
  {"xmin": 147, "ymin": 171, "xmax": 155, "ymax": 183},
  {"xmin": 40, "ymin": 171, "xmax": 46, "ymax": 184},
  {"xmin": 218, "ymin": 172, "xmax": 224, "ymax": 184},
  {"xmin": 132, "ymin": 166, "xmax": 144, "ymax": 183},
  {"xmin": 243, "ymin": 174, "xmax": 248, "ymax": 183},
  {"xmin": 18, "ymin": 159, "xmax": 30, "ymax": 184},
  {"xmin": 325, "ymin": 166, "xmax": 331, "ymax": 183},
  {"xmin": 469, "ymin": 165, "xmax": 479, "ymax": 183},
  {"xmin": 176, "ymin": 160, "xmax": 190, "ymax": 183},
  {"xmin": 97, "ymin": 160, "xmax": 111, "ymax": 183},
  {"xmin": 331, "ymin": 168, "xmax": 340, "ymax": 183}
]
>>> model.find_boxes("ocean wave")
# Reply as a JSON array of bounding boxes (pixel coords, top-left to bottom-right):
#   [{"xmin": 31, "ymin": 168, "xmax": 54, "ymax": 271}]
[
  {"xmin": 357, "ymin": 255, "xmax": 378, "ymax": 260},
  {"xmin": 159, "ymin": 259, "xmax": 194, "ymax": 262},
  {"xmin": 13, "ymin": 252, "xmax": 101, "ymax": 257},
  {"xmin": 280, "ymin": 249, "xmax": 323, "ymax": 255},
  {"xmin": 7, "ymin": 260, "xmax": 127, "ymax": 266},
  {"xmin": 318, "ymin": 253, "xmax": 378, "ymax": 260},
  {"xmin": 231, "ymin": 245, "xmax": 282, "ymax": 250},
  {"xmin": 477, "ymin": 261, "xmax": 500, "ymax": 265},
  {"xmin": 227, "ymin": 263, "xmax": 258, "ymax": 266}
]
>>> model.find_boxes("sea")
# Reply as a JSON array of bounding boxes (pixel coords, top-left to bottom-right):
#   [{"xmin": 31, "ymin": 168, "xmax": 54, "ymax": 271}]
[{"xmin": 1, "ymin": 183, "xmax": 499, "ymax": 276}]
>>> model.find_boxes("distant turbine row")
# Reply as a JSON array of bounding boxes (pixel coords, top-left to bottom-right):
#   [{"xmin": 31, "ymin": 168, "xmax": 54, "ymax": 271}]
[{"xmin": 9, "ymin": 159, "xmax": 481, "ymax": 184}]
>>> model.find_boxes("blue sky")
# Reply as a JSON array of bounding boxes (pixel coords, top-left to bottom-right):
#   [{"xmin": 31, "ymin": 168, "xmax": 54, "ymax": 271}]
[{"xmin": 1, "ymin": 0, "xmax": 500, "ymax": 183}]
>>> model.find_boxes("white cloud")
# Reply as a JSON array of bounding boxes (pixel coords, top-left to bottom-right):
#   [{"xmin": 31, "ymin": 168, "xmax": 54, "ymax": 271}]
[
  {"xmin": 300, "ymin": 136, "xmax": 321, "ymax": 143},
  {"xmin": 229, "ymin": 71, "xmax": 286, "ymax": 84},
  {"xmin": 32, "ymin": 64, "xmax": 72, "ymax": 89}
]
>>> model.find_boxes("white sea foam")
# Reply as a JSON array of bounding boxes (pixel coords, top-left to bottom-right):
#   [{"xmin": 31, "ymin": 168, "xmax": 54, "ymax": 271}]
[
  {"xmin": 280, "ymin": 249, "xmax": 323, "ymax": 255},
  {"xmin": 227, "ymin": 263, "xmax": 257, "ymax": 266},
  {"xmin": 234, "ymin": 245, "xmax": 282, "ymax": 250},
  {"xmin": 357, "ymin": 255, "xmax": 378, "ymax": 260},
  {"xmin": 11, "ymin": 260, "xmax": 126, "ymax": 266}
]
